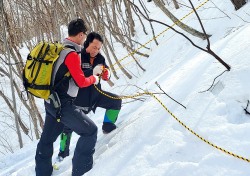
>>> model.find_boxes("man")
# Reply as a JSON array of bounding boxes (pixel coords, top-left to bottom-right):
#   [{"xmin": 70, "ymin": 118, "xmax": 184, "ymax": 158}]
[
  {"xmin": 57, "ymin": 32, "xmax": 122, "ymax": 160},
  {"xmin": 35, "ymin": 19, "xmax": 103, "ymax": 176}
]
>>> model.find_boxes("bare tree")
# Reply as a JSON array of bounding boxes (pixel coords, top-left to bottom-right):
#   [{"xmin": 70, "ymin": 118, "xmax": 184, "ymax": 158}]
[
  {"xmin": 173, "ymin": 0, "xmax": 180, "ymax": 9},
  {"xmin": 0, "ymin": 0, "xmax": 232, "ymax": 151},
  {"xmin": 230, "ymin": 0, "xmax": 246, "ymax": 10},
  {"xmin": 152, "ymin": 0, "xmax": 210, "ymax": 40},
  {"xmin": 128, "ymin": 0, "xmax": 230, "ymax": 71},
  {"xmin": 0, "ymin": 0, "xmax": 23, "ymax": 148},
  {"xmin": 0, "ymin": 133, "xmax": 14, "ymax": 155}
]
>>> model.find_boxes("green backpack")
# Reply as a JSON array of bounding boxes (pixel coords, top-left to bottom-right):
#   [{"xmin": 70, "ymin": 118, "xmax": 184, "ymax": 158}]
[{"xmin": 23, "ymin": 41, "xmax": 70, "ymax": 100}]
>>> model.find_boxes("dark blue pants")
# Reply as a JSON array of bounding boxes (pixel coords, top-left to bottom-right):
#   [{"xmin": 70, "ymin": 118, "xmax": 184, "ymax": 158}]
[
  {"xmin": 35, "ymin": 99, "xmax": 97, "ymax": 176},
  {"xmin": 58, "ymin": 91, "xmax": 121, "ymax": 156}
]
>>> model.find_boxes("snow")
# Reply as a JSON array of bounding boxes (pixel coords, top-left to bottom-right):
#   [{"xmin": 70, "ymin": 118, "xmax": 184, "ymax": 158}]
[{"xmin": 1, "ymin": 0, "xmax": 250, "ymax": 175}]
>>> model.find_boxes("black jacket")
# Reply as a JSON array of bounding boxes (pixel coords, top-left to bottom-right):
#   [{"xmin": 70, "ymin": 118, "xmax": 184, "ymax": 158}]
[{"xmin": 74, "ymin": 49, "xmax": 108, "ymax": 112}]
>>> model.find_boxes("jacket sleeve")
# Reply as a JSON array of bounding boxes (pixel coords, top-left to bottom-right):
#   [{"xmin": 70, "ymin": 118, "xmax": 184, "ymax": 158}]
[{"xmin": 65, "ymin": 52, "xmax": 96, "ymax": 88}]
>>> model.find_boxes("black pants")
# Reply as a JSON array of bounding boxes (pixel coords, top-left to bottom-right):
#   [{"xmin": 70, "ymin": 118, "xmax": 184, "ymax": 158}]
[
  {"xmin": 75, "ymin": 89, "xmax": 122, "ymax": 113},
  {"xmin": 58, "ymin": 91, "xmax": 121, "ymax": 157},
  {"xmin": 91, "ymin": 91, "xmax": 121, "ymax": 111},
  {"xmin": 35, "ymin": 99, "xmax": 97, "ymax": 176},
  {"xmin": 66, "ymin": 90, "xmax": 121, "ymax": 132}
]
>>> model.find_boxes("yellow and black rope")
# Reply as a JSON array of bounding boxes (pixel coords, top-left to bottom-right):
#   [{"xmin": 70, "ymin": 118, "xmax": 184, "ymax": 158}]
[
  {"xmin": 111, "ymin": 0, "xmax": 210, "ymax": 70},
  {"xmin": 94, "ymin": 84, "xmax": 250, "ymax": 163},
  {"xmin": 94, "ymin": 0, "xmax": 250, "ymax": 164}
]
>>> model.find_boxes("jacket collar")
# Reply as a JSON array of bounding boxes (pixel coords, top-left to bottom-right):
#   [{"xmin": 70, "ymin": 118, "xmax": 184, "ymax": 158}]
[{"xmin": 63, "ymin": 38, "xmax": 82, "ymax": 52}]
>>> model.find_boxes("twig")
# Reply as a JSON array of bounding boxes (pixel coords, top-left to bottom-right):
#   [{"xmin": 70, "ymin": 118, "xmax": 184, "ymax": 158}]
[
  {"xmin": 127, "ymin": 0, "xmax": 231, "ymax": 71},
  {"xmin": 244, "ymin": 100, "xmax": 250, "ymax": 115},
  {"xmin": 233, "ymin": 13, "xmax": 250, "ymax": 23},
  {"xmin": 0, "ymin": 55, "xmax": 24, "ymax": 65},
  {"xmin": 188, "ymin": 0, "xmax": 231, "ymax": 71},
  {"xmin": 199, "ymin": 70, "xmax": 229, "ymax": 93},
  {"xmin": 193, "ymin": 16, "xmax": 230, "ymax": 21},
  {"xmin": 188, "ymin": 0, "xmax": 210, "ymax": 47},
  {"xmin": 210, "ymin": 0, "xmax": 231, "ymax": 19},
  {"xmin": 138, "ymin": 0, "xmax": 159, "ymax": 45},
  {"xmin": 177, "ymin": 2, "xmax": 192, "ymax": 9},
  {"xmin": 123, "ymin": 98, "xmax": 146, "ymax": 104},
  {"xmin": 155, "ymin": 81, "xmax": 186, "ymax": 109},
  {"xmin": 127, "ymin": 84, "xmax": 163, "ymax": 94}
]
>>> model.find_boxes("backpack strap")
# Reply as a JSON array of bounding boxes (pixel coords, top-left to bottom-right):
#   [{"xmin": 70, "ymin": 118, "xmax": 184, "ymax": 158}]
[
  {"xmin": 30, "ymin": 44, "xmax": 50, "ymax": 84},
  {"xmin": 53, "ymin": 45, "xmax": 80, "ymax": 90},
  {"xmin": 48, "ymin": 90, "xmax": 62, "ymax": 122},
  {"xmin": 52, "ymin": 46, "xmax": 80, "ymax": 122},
  {"xmin": 64, "ymin": 45, "xmax": 81, "ymax": 54}
]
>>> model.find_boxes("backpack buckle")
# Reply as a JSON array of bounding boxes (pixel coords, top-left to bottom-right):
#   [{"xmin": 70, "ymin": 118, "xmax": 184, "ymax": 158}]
[
  {"xmin": 48, "ymin": 91, "xmax": 61, "ymax": 108},
  {"xmin": 49, "ymin": 91, "xmax": 62, "ymax": 123}
]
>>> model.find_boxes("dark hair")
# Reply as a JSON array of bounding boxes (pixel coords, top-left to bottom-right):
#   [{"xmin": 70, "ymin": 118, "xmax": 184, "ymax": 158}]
[
  {"xmin": 83, "ymin": 32, "xmax": 103, "ymax": 48},
  {"xmin": 68, "ymin": 18, "xmax": 87, "ymax": 36}
]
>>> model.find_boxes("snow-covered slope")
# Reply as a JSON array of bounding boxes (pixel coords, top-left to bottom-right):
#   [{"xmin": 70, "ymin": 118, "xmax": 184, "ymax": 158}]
[{"xmin": 1, "ymin": 1, "xmax": 250, "ymax": 176}]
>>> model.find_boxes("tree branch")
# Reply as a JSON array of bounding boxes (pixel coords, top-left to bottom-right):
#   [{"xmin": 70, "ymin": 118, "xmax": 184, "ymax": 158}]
[
  {"xmin": 155, "ymin": 81, "xmax": 186, "ymax": 109},
  {"xmin": 244, "ymin": 100, "xmax": 250, "ymax": 115},
  {"xmin": 199, "ymin": 70, "xmax": 228, "ymax": 93},
  {"xmin": 188, "ymin": 0, "xmax": 230, "ymax": 71},
  {"xmin": 128, "ymin": 0, "xmax": 231, "ymax": 71}
]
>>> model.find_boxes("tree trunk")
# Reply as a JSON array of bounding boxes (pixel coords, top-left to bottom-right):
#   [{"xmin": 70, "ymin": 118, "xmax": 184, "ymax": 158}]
[
  {"xmin": 0, "ymin": 90, "xmax": 29, "ymax": 135},
  {"xmin": 102, "ymin": 44, "xmax": 119, "ymax": 80},
  {"xmin": 67, "ymin": 0, "xmax": 77, "ymax": 18},
  {"xmin": 230, "ymin": 0, "xmax": 246, "ymax": 10},
  {"xmin": 29, "ymin": 96, "xmax": 43, "ymax": 138},
  {"xmin": 104, "ymin": 36, "xmax": 133, "ymax": 79},
  {"xmin": 153, "ymin": 0, "xmax": 208, "ymax": 40},
  {"xmin": 138, "ymin": 0, "xmax": 159, "ymax": 45},
  {"xmin": 173, "ymin": 0, "xmax": 179, "ymax": 9},
  {"xmin": 52, "ymin": 0, "xmax": 61, "ymax": 42},
  {"xmin": 13, "ymin": 81, "xmax": 41, "ymax": 139},
  {"xmin": 0, "ymin": 0, "xmax": 23, "ymax": 148},
  {"xmin": 124, "ymin": 0, "xmax": 136, "ymax": 37},
  {"xmin": 35, "ymin": 0, "xmax": 43, "ymax": 42}
]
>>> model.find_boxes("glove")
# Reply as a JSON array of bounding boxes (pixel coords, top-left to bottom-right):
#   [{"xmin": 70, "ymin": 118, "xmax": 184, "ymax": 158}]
[
  {"xmin": 102, "ymin": 68, "xmax": 110, "ymax": 81},
  {"xmin": 93, "ymin": 65, "xmax": 103, "ymax": 76},
  {"xmin": 93, "ymin": 75, "xmax": 100, "ymax": 85}
]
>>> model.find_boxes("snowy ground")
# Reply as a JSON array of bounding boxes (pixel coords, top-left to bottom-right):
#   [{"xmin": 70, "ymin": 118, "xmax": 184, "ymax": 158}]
[{"xmin": 1, "ymin": 1, "xmax": 250, "ymax": 176}]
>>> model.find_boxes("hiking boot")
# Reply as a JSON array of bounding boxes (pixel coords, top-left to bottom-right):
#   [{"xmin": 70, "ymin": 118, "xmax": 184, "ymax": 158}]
[
  {"xmin": 56, "ymin": 155, "xmax": 64, "ymax": 162},
  {"xmin": 102, "ymin": 122, "xmax": 116, "ymax": 134},
  {"xmin": 58, "ymin": 150, "xmax": 69, "ymax": 159}
]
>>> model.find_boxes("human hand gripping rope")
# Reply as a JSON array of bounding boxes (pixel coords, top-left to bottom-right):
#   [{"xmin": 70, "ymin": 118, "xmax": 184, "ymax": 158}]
[
  {"xmin": 93, "ymin": 64, "xmax": 103, "ymax": 84},
  {"xmin": 93, "ymin": 64, "xmax": 111, "ymax": 84},
  {"xmin": 101, "ymin": 68, "xmax": 110, "ymax": 81}
]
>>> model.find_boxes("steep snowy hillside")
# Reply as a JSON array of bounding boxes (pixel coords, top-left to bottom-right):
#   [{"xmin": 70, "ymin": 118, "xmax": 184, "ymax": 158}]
[{"xmin": 1, "ymin": 1, "xmax": 250, "ymax": 176}]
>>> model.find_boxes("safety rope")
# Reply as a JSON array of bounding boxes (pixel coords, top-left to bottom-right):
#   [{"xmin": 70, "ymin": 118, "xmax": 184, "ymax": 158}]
[
  {"xmin": 111, "ymin": 0, "xmax": 210, "ymax": 69},
  {"xmin": 150, "ymin": 93, "xmax": 250, "ymax": 163},
  {"xmin": 94, "ymin": 0, "xmax": 250, "ymax": 164},
  {"xmin": 112, "ymin": 33, "xmax": 177, "ymax": 72},
  {"xmin": 94, "ymin": 85, "xmax": 250, "ymax": 163}
]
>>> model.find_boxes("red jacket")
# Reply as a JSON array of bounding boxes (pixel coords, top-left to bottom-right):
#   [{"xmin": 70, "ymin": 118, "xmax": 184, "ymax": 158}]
[{"xmin": 65, "ymin": 52, "xmax": 96, "ymax": 88}]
